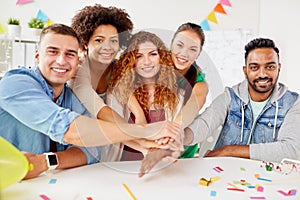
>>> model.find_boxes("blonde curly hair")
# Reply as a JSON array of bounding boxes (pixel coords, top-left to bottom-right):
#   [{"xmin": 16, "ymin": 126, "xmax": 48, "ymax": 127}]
[{"xmin": 109, "ymin": 31, "xmax": 179, "ymax": 117}]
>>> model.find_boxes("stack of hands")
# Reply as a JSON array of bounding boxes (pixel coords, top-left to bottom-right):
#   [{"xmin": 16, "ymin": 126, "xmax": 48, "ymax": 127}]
[{"xmin": 138, "ymin": 124, "xmax": 184, "ymax": 178}]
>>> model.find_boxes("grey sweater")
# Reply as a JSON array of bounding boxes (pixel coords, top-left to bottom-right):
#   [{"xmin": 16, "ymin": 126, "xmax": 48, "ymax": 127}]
[{"xmin": 189, "ymin": 80, "xmax": 300, "ymax": 162}]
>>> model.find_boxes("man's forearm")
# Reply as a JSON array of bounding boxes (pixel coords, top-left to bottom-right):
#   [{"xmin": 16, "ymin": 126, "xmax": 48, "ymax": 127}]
[
  {"xmin": 205, "ymin": 145, "xmax": 250, "ymax": 159},
  {"xmin": 64, "ymin": 115, "xmax": 135, "ymax": 146},
  {"xmin": 56, "ymin": 147, "xmax": 87, "ymax": 169},
  {"xmin": 64, "ymin": 116, "xmax": 179, "ymax": 147}
]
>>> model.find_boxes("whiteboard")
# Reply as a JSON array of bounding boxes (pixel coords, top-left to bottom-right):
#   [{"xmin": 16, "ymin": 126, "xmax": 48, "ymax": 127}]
[{"xmin": 202, "ymin": 29, "xmax": 253, "ymax": 87}]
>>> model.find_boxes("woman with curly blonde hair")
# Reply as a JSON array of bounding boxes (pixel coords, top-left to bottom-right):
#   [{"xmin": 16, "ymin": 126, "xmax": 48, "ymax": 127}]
[{"xmin": 107, "ymin": 31, "xmax": 184, "ymax": 160}]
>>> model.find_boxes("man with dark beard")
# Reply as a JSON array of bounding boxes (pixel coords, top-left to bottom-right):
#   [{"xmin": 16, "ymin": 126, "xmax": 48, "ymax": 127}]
[
  {"xmin": 139, "ymin": 38, "xmax": 300, "ymax": 177},
  {"xmin": 187, "ymin": 37, "xmax": 300, "ymax": 162}
]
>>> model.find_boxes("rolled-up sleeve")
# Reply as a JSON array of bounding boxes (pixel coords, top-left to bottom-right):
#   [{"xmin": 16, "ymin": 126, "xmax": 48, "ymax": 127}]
[
  {"xmin": 0, "ymin": 73, "xmax": 78, "ymax": 145},
  {"xmin": 76, "ymin": 146, "xmax": 102, "ymax": 164}
]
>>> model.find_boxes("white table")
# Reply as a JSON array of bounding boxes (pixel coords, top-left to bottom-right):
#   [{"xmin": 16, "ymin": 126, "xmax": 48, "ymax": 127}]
[{"xmin": 2, "ymin": 157, "xmax": 300, "ymax": 200}]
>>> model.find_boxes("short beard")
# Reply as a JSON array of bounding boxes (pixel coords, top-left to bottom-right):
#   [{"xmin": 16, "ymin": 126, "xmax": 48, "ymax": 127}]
[{"xmin": 246, "ymin": 75, "xmax": 278, "ymax": 94}]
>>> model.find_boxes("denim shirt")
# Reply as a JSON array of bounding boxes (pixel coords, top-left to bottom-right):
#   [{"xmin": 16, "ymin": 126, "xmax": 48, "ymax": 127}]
[
  {"xmin": 214, "ymin": 87, "xmax": 299, "ymax": 149},
  {"xmin": 0, "ymin": 67, "xmax": 101, "ymax": 164}
]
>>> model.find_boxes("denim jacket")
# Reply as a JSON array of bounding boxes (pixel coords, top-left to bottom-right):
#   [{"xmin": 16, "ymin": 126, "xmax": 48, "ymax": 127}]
[
  {"xmin": 0, "ymin": 67, "xmax": 101, "ymax": 164},
  {"xmin": 214, "ymin": 86, "xmax": 298, "ymax": 149},
  {"xmin": 189, "ymin": 80, "xmax": 300, "ymax": 162}
]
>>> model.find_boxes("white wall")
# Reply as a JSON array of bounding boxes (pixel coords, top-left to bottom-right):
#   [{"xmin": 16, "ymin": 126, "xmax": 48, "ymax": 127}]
[
  {"xmin": 0, "ymin": 0, "xmax": 299, "ymax": 92},
  {"xmin": 0, "ymin": 0, "xmax": 260, "ymax": 38},
  {"xmin": 259, "ymin": 0, "xmax": 300, "ymax": 93}
]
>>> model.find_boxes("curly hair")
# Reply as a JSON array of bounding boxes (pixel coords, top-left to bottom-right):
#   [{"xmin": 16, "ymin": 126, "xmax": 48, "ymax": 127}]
[
  {"xmin": 109, "ymin": 31, "xmax": 179, "ymax": 117},
  {"xmin": 71, "ymin": 4, "xmax": 133, "ymax": 50}
]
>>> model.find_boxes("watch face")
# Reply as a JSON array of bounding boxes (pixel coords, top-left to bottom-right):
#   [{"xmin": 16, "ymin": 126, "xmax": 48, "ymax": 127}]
[{"xmin": 48, "ymin": 154, "xmax": 58, "ymax": 166}]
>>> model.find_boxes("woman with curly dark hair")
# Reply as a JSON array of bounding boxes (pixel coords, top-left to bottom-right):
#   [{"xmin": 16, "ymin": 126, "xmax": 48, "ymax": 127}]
[
  {"xmin": 107, "ymin": 31, "xmax": 184, "ymax": 161},
  {"xmin": 69, "ymin": 4, "xmax": 133, "ymax": 119}
]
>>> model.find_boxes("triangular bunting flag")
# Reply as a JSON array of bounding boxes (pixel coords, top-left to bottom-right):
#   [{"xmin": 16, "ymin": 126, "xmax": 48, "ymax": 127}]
[
  {"xmin": 36, "ymin": 10, "xmax": 49, "ymax": 22},
  {"xmin": 45, "ymin": 19, "xmax": 54, "ymax": 27},
  {"xmin": 207, "ymin": 11, "xmax": 218, "ymax": 24},
  {"xmin": 214, "ymin": 3, "xmax": 226, "ymax": 14},
  {"xmin": 16, "ymin": 0, "xmax": 33, "ymax": 5},
  {"xmin": 219, "ymin": 0, "xmax": 232, "ymax": 7},
  {"xmin": 200, "ymin": 20, "xmax": 210, "ymax": 31}
]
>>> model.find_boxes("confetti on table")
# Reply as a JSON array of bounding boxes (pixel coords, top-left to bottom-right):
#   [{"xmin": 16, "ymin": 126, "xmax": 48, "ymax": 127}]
[
  {"xmin": 49, "ymin": 178, "xmax": 57, "ymax": 184},
  {"xmin": 213, "ymin": 166, "xmax": 224, "ymax": 173},
  {"xmin": 257, "ymin": 177, "xmax": 272, "ymax": 182},
  {"xmin": 122, "ymin": 183, "xmax": 137, "ymax": 200},
  {"xmin": 277, "ymin": 190, "xmax": 290, "ymax": 196},
  {"xmin": 278, "ymin": 189, "xmax": 297, "ymax": 196},
  {"xmin": 240, "ymin": 167, "xmax": 246, "ymax": 171},
  {"xmin": 288, "ymin": 189, "xmax": 297, "ymax": 195},
  {"xmin": 227, "ymin": 183, "xmax": 238, "ymax": 188},
  {"xmin": 199, "ymin": 178, "xmax": 210, "ymax": 186},
  {"xmin": 249, "ymin": 197, "xmax": 266, "ymax": 200},
  {"xmin": 40, "ymin": 194, "xmax": 50, "ymax": 200},
  {"xmin": 232, "ymin": 180, "xmax": 251, "ymax": 187},
  {"xmin": 210, "ymin": 190, "xmax": 217, "ymax": 197},
  {"xmin": 227, "ymin": 187, "xmax": 245, "ymax": 192},
  {"xmin": 254, "ymin": 174, "xmax": 272, "ymax": 182},
  {"xmin": 255, "ymin": 184, "xmax": 264, "ymax": 192},
  {"xmin": 16, "ymin": 0, "xmax": 33, "ymax": 5},
  {"xmin": 240, "ymin": 179, "xmax": 251, "ymax": 186},
  {"xmin": 199, "ymin": 176, "xmax": 220, "ymax": 186},
  {"xmin": 254, "ymin": 174, "xmax": 260, "ymax": 178}
]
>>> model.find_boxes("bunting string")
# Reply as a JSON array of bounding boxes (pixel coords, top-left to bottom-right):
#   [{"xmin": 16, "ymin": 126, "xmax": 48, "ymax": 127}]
[
  {"xmin": 200, "ymin": 0, "xmax": 232, "ymax": 31},
  {"xmin": 15, "ymin": 0, "xmax": 54, "ymax": 27}
]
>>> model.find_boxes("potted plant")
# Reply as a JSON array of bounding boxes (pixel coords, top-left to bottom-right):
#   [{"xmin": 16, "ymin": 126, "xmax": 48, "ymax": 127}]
[
  {"xmin": 7, "ymin": 17, "xmax": 21, "ymax": 38},
  {"xmin": 28, "ymin": 18, "xmax": 44, "ymax": 37}
]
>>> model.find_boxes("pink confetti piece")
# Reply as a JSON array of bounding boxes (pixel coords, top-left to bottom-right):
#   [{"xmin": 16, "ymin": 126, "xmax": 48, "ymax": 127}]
[
  {"xmin": 16, "ymin": 0, "xmax": 33, "ymax": 5},
  {"xmin": 277, "ymin": 190, "xmax": 290, "ymax": 196},
  {"xmin": 40, "ymin": 194, "xmax": 51, "ymax": 200}
]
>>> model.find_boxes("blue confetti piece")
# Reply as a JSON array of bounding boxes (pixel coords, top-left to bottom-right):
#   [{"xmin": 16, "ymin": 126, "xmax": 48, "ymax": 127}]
[
  {"xmin": 49, "ymin": 178, "xmax": 57, "ymax": 184},
  {"xmin": 210, "ymin": 190, "xmax": 217, "ymax": 197}
]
